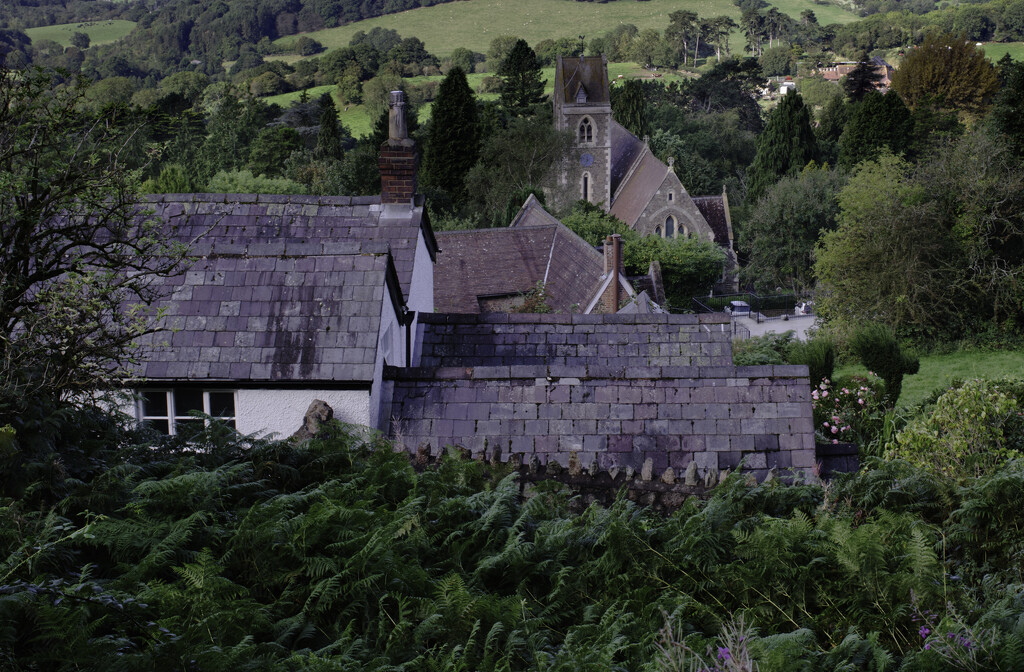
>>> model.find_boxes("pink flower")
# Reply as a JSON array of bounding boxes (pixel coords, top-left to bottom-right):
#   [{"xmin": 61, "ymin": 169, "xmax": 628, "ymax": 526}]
[
  {"xmin": 823, "ymin": 421, "xmax": 830, "ymax": 427},
  {"xmin": 832, "ymin": 439, "xmax": 839, "ymax": 444},
  {"xmin": 822, "ymin": 391, "xmax": 828, "ymax": 398},
  {"xmin": 858, "ymin": 399, "xmax": 865, "ymax": 405},
  {"xmin": 832, "ymin": 415, "xmax": 840, "ymax": 424},
  {"xmin": 831, "ymin": 426, "xmax": 838, "ymax": 434}
]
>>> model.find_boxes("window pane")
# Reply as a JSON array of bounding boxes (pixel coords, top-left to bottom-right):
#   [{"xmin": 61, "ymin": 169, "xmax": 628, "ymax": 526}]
[
  {"xmin": 208, "ymin": 392, "xmax": 235, "ymax": 418},
  {"xmin": 141, "ymin": 391, "xmax": 167, "ymax": 417},
  {"xmin": 174, "ymin": 389, "xmax": 204, "ymax": 415},
  {"xmin": 144, "ymin": 419, "xmax": 170, "ymax": 435}
]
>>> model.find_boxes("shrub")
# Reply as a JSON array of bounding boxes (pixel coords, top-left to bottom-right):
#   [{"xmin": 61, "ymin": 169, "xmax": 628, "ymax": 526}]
[
  {"xmin": 887, "ymin": 378, "xmax": 1024, "ymax": 479},
  {"xmin": 732, "ymin": 331, "xmax": 795, "ymax": 366},
  {"xmin": 787, "ymin": 335, "xmax": 836, "ymax": 388}
]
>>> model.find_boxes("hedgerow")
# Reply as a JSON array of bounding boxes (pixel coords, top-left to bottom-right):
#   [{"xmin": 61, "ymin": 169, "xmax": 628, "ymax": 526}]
[{"xmin": 2, "ymin": 409, "xmax": 1024, "ymax": 671}]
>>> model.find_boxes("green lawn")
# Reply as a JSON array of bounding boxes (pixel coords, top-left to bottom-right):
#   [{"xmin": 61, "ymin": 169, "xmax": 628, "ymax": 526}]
[
  {"xmin": 980, "ymin": 41, "xmax": 1024, "ymax": 62},
  {"xmin": 25, "ymin": 20, "xmax": 135, "ymax": 47},
  {"xmin": 274, "ymin": 0, "xmax": 859, "ymax": 57},
  {"xmin": 835, "ymin": 350, "xmax": 1024, "ymax": 409}
]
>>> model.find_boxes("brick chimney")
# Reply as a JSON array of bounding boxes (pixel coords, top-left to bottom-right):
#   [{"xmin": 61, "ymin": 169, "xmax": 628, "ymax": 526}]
[
  {"xmin": 379, "ymin": 90, "xmax": 418, "ymax": 204},
  {"xmin": 600, "ymin": 234, "xmax": 623, "ymax": 313}
]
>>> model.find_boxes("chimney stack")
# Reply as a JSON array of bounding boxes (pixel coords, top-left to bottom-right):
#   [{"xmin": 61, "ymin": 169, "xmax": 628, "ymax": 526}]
[
  {"xmin": 379, "ymin": 91, "xmax": 418, "ymax": 204},
  {"xmin": 601, "ymin": 234, "xmax": 623, "ymax": 313}
]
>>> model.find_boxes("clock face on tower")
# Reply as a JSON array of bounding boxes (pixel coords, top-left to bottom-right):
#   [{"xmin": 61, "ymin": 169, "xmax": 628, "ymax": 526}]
[{"xmin": 579, "ymin": 152, "xmax": 594, "ymax": 167}]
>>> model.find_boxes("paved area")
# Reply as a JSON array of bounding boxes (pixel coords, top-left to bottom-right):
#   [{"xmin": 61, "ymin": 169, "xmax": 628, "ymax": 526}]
[{"xmin": 732, "ymin": 313, "xmax": 818, "ymax": 341}]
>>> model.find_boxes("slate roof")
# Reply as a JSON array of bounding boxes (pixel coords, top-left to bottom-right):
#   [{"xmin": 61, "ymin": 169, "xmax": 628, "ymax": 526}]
[
  {"xmin": 143, "ymin": 193, "xmax": 435, "ymax": 302},
  {"xmin": 433, "ymin": 197, "xmax": 607, "ymax": 314},
  {"xmin": 133, "ymin": 252, "xmax": 399, "ymax": 384},
  {"xmin": 692, "ymin": 195, "xmax": 733, "ymax": 249},
  {"xmin": 608, "ymin": 148, "xmax": 669, "ymax": 227},
  {"xmin": 609, "ymin": 120, "xmax": 645, "ymax": 197},
  {"xmin": 130, "ymin": 193, "xmax": 420, "ymax": 385},
  {"xmin": 554, "ymin": 55, "xmax": 610, "ymax": 105}
]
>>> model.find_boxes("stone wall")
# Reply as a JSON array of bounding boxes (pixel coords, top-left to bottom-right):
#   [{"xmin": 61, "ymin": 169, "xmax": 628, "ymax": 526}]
[
  {"xmin": 387, "ymin": 362, "xmax": 815, "ymax": 482},
  {"xmin": 417, "ymin": 312, "xmax": 735, "ymax": 369}
]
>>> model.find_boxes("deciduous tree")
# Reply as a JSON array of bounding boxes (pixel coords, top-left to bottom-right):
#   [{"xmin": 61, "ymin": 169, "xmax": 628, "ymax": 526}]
[
  {"xmin": 891, "ymin": 31, "xmax": 1000, "ymax": 116},
  {"xmin": 0, "ymin": 69, "xmax": 187, "ymax": 409}
]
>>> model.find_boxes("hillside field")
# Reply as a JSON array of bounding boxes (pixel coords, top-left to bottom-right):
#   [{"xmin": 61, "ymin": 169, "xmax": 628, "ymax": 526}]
[
  {"xmin": 263, "ymin": 61, "xmax": 690, "ymax": 137},
  {"xmin": 274, "ymin": 0, "xmax": 861, "ymax": 57},
  {"xmin": 24, "ymin": 20, "xmax": 136, "ymax": 47},
  {"xmin": 981, "ymin": 41, "xmax": 1024, "ymax": 61}
]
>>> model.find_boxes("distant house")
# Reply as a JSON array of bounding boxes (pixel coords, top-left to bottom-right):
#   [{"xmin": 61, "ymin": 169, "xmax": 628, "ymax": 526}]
[
  {"xmin": 433, "ymin": 194, "xmax": 655, "ymax": 314},
  {"xmin": 552, "ymin": 55, "xmax": 738, "ymax": 290},
  {"xmin": 818, "ymin": 57, "xmax": 894, "ymax": 90},
  {"xmin": 128, "ymin": 92, "xmax": 434, "ymax": 437}
]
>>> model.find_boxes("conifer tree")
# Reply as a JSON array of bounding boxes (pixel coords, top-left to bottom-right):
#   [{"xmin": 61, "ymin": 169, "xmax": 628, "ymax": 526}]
[
  {"xmin": 422, "ymin": 67, "xmax": 480, "ymax": 211},
  {"xmin": 842, "ymin": 53, "xmax": 883, "ymax": 102},
  {"xmin": 497, "ymin": 39, "xmax": 546, "ymax": 116},
  {"xmin": 315, "ymin": 93, "xmax": 344, "ymax": 161},
  {"xmin": 611, "ymin": 79, "xmax": 649, "ymax": 139},
  {"xmin": 838, "ymin": 90, "xmax": 914, "ymax": 167},
  {"xmin": 746, "ymin": 89, "xmax": 818, "ymax": 202}
]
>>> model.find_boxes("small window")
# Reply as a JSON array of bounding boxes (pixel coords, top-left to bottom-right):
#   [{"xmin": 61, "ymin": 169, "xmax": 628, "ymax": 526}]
[
  {"xmin": 665, "ymin": 216, "xmax": 676, "ymax": 238},
  {"xmin": 578, "ymin": 118, "xmax": 593, "ymax": 144},
  {"xmin": 668, "ymin": 192, "xmax": 674, "ymax": 202},
  {"xmin": 582, "ymin": 173, "xmax": 589, "ymax": 201},
  {"xmin": 139, "ymin": 389, "xmax": 236, "ymax": 436},
  {"xmin": 654, "ymin": 226, "xmax": 661, "ymax": 237}
]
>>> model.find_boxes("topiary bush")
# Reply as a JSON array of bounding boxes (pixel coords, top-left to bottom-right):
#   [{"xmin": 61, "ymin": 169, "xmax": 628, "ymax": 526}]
[{"xmin": 850, "ymin": 322, "xmax": 920, "ymax": 406}]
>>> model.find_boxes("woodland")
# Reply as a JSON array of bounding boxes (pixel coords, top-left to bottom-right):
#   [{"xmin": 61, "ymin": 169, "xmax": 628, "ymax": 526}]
[{"xmin": 4, "ymin": 0, "xmax": 1024, "ymax": 668}]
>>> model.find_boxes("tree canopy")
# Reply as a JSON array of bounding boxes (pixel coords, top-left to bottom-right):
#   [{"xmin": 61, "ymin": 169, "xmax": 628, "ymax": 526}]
[
  {"xmin": 421, "ymin": 67, "xmax": 481, "ymax": 212},
  {"xmin": 0, "ymin": 68, "xmax": 187, "ymax": 411},
  {"xmin": 891, "ymin": 31, "xmax": 1000, "ymax": 116},
  {"xmin": 746, "ymin": 89, "xmax": 818, "ymax": 202}
]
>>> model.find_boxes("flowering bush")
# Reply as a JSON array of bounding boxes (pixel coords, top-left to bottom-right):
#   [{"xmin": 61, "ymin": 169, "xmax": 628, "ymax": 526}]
[{"xmin": 811, "ymin": 374, "xmax": 886, "ymax": 447}]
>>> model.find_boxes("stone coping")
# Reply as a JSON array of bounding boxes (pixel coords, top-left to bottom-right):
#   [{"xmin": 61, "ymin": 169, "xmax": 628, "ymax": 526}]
[{"xmin": 387, "ymin": 363, "xmax": 809, "ymax": 381}]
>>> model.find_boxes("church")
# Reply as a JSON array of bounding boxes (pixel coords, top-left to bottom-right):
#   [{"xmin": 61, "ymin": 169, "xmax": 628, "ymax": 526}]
[{"xmin": 553, "ymin": 55, "xmax": 738, "ymax": 289}]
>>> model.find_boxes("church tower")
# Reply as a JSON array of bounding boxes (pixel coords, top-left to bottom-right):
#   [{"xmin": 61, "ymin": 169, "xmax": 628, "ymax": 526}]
[{"xmin": 553, "ymin": 55, "xmax": 613, "ymax": 207}]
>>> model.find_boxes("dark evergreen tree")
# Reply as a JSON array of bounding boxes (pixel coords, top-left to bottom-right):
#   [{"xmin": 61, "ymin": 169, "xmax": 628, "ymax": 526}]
[
  {"xmin": 746, "ymin": 89, "xmax": 818, "ymax": 202},
  {"xmin": 611, "ymin": 79, "xmax": 650, "ymax": 139},
  {"xmin": 314, "ymin": 93, "xmax": 345, "ymax": 161},
  {"xmin": 990, "ymin": 58, "xmax": 1024, "ymax": 157},
  {"xmin": 842, "ymin": 54, "xmax": 883, "ymax": 102},
  {"xmin": 422, "ymin": 67, "xmax": 480, "ymax": 211},
  {"xmin": 838, "ymin": 90, "xmax": 913, "ymax": 168},
  {"xmin": 497, "ymin": 39, "xmax": 546, "ymax": 116}
]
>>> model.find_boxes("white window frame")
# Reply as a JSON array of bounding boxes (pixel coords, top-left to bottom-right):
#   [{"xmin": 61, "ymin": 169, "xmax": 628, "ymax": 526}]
[{"xmin": 138, "ymin": 389, "xmax": 237, "ymax": 435}]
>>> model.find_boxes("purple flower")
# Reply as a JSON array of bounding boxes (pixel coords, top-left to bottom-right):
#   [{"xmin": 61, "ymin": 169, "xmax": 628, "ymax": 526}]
[
  {"xmin": 925, "ymin": 643, "xmax": 931, "ymax": 650},
  {"xmin": 718, "ymin": 646, "xmax": 731, "ymax": 661},
  {"xmin": 920, "ymin": 626, "xmax": 930, "ymax": 638}
]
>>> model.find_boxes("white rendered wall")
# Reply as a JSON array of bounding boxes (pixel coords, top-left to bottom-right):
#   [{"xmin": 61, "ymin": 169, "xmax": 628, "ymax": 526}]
[
  {"xmin": 407, "ymin": 230, "xmax": 434, "ymax": 365},
  {"xmin": 369, "ymin": 281, "xmax": 404, "ymax": 431},
  {"xmin": 235, "ymin": 388, "xmax": 371, "ymax": 438}
]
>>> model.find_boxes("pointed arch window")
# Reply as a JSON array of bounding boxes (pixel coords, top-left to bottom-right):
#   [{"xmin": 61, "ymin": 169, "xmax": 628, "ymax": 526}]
[
  {"xmin": 665, "ymin": 216, "xmax": 676, "ymax": 239},
  {"xmin": 654, "ymin": 226, "xmax": 661, "ymax": 237},
  {"xmin": 582, "ymin": 173, "xmax": 590, "ymax": 201},
  {"xmin": 578, "ymin": 117, "xmax": 593, "ymax": 144}
]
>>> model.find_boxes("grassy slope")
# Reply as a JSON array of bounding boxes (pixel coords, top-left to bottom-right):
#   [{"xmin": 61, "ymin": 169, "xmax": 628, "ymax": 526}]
[
  {"xmin": 835, "ymin": 350, "xmax": 1024, "ymax": 409},
  {"xmin": 264, "ymin": 61, "xmax": 691, "ymax": 137},
  {"xmin": 274, "ymin": 0, "xmax": 860, "ymax": 57},
  {"xmin": 24, "ymin": 20, "xmax": 136, "ymax": 47},
  {"xmin": 981, "ymin": 41, "xmax": 1024, "ymax": 62}
]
